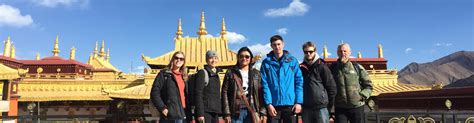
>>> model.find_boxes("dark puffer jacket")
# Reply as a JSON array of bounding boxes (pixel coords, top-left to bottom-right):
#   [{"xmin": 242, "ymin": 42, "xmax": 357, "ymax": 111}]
[
  {"xmin": 299, "ymin": 58, "xmax": 337, "ymax": 110},
  {"xmin": 195, "ymin": 65, "xmax": 222, "ymax": 117},
  {"xmin": 150, "ymin": 69, "xmax": 187, "ymax": 120}
]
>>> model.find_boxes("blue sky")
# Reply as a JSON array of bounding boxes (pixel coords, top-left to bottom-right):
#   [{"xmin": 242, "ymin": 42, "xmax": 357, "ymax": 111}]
[{"xmin": 0, "ymin": 0, "xmax": 472, "ymax": 73}]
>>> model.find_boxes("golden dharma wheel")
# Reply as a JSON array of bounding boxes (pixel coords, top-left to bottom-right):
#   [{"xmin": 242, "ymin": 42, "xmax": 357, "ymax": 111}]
[{"xmin": 36, "ymin": 67, "xmax": 43, "ymax": 74}]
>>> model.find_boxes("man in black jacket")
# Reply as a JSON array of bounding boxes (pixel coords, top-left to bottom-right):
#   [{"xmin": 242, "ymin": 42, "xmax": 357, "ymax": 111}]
[
  {"xmin": 299, "ymin": 42, "xmax": 337, "ymax": 123},
  {"xmin": 195, "ymin": 50, "xmax": 222, "ymax": 123}
]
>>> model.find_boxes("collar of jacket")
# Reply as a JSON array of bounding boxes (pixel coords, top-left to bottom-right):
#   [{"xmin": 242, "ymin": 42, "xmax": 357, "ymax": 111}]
[
  {"xmin": 265, "ymin": 50, "xmax": 294, "ymax": 64},
  {"xmin": 301, "ymin": 58, "xmax": 325, "ymax": 70},
  {"xmin": 204, "ymin": 65, "xmax": 222, "ymax": 75}
]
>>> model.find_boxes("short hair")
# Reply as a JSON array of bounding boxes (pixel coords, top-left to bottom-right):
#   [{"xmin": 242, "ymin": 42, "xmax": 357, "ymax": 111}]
[
  {"xmin": 270, "ymin": 35, "xmax": 283, "ymax": 43},
  {"xmin": 302, "ymin": 41, "xmax": 317, "ymax": 51},
  {"xmin": 337, "ymin": 43, "xmax": 351, "ymax": 51}
]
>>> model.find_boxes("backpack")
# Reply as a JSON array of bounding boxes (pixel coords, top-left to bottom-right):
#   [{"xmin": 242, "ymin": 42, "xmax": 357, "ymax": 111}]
[{"xmin": 187, "ymin": 69, "xmax": 209, "ymax": 107}]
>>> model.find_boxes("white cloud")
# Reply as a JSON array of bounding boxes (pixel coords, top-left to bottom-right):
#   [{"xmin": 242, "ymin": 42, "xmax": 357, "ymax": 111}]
[
  {"xmin": 434, "ymin": 42, "xmax": 453, "ymax": 47},
  {"xmin": 0, "ymin": 4, "xmax": 33, "ymax": 28},
  {"xmin": 264, "ymin": 0, "xmax": 310, "ymax": 17},
  {"xmin": 405, "ymin": 48, "xmax": 413, "ymax": 53},
  {"xmin": 276, "ymin": 28, "xmax": 288, "ymax": 35},
  {"xmin": 226, "ymin": 32, "xmax": 247, "ymax": 44},
  {"xmin": 205, "ymin": 34, "xmax": 214, "ymax": 37},
  {"xmin": 32, "ymin": 0, "xmax": 90, "ymax": 8},
  {"xmin": 247, "ymin": 43, "xmax": 272, "ymax": 57}
]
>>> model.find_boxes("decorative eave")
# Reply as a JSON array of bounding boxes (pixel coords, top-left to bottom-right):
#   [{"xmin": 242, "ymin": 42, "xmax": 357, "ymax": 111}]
[
  {"xmin": 0, "ymin": 63, "xmax": 20, "ymax": 80},
  {"xmin": 89, "ymin": 57, "xmax": 119, "ymax": 72},
  {"xmin": 107, "ymin": 84, "xmax": 150, "ymax": 99}
]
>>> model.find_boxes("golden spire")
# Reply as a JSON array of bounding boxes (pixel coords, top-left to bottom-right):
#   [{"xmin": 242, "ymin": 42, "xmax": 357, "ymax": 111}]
[
  {"xmin": 99, "ymin": 40, "xmax": 105, "ymax": 58},
  {"xmin": 70, "ymin": 46, "xmax": 76, "ymax": 60},
  {"xmin": 220, "ymin": 18, "xmax": 227, "ymax": 40},
  {"xmin": 10, "ymin": 44, "xmax": 15, "ymax": 59},
  {"xmin": 358, "ymin": 51, "xmax": 362, "ymax": 58},
  {"xmin": 52, "ymin": 35, "xmax": 60, "ymax": 56},
  {"xmin": 36, "ymin": 53, "xmax": 40, "ymax": 60},
  {"xmin": 323, "ymin": 45, "xmax": 328, "ymax": 59},
  {"xmin": 4, "ymin": 36, "xmax": 11, "ymax": 57},
  {"xmin": 175, "ymin": 18, "xmax": 183, "ymax": 40},
  {"xmin": 378, "ymin": 44, "xmax": 384, "ymax": 58},
  {"xmin": 197, "ymin": 11, "xmax": 208, "ymax": 38},
  {"xmin": 88, "ymin": 53, "xmax": 93, "ymax": 65},
  {"xmin": 93, "ymin": 41, "xmax": 98, "ymax": 58},
  {"xmin": 106, "ymin": 48, "xmax": 110, "ymax": 62}
]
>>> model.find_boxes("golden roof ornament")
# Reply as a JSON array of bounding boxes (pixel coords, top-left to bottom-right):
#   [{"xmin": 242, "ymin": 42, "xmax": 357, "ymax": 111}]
[
  {"xmin": 36, "ymin": 53, "xmax": 40, "ymax": 60},
  {"xmin": 4, "ymin": 36, "xmax": 11, "ymax": 57},
  {"xmin": 378, "ymin": 44, "xmax": 384, "ymax": 58},
  {"xmin": 70, "ymin": 46, "xmax": 76, "ymax": 60},
  {"xmin": 358, "ymin": 51, "xmax": 362, "ymax": 58},
  {"xmin": 323, "ymin": 45, "xmax": 328, "ymax": 59},
  {"xmin": 100, "ymin": 40, "xmax": 105, "ymax": 58},
  {"xmin": 11, "ymin": 44, "xmax": 16, "ymax": 58},
  {"xmin": 52, "ymin": 35, "xmax": 60, "ymax": 56},
  {"xmin": 88, "ymin": 53, "xmax": 93, "ymax": 65},
  {"xmin": 197, "ymin": 11, "xmax": 208, "ymax": 38},
  {"xmin": 93, "ymin": 41, "xmax": 98, "ymax": 58},
  {"xmin": 220, "ymin": 18, "xmax": 227, "ymax": 40},
  {"xmin": 175, "ymin": 18, "xmax": 183, "ymax": 40}
]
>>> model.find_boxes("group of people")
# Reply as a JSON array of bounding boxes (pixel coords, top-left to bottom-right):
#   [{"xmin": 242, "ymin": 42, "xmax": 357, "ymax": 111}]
[{"xmin": 150, "ymin": 35, "xmax": 373, "ymax": 123}]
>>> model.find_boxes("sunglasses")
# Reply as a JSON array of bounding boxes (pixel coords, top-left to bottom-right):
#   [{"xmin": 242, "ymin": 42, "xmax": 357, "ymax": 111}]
[
  {"xmin": 239, "ymin": 55, "xmax": 251, "ymax": 59},
  {"xmin": 174, "ymin": 57, "xmax": 185, "ymax": 61},
  {"xmin": 304, "ymin": 50, "xmax": 315, "ymax": 54}
]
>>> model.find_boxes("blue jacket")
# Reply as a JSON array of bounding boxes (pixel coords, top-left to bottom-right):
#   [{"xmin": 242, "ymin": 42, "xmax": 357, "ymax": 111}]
[{"xmin": 260, "ymin": 50, "xmax": 303, "ymax": 106}]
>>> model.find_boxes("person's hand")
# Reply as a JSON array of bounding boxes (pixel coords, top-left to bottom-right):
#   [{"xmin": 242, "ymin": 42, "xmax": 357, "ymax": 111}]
[
  {"xmin": 292, "ymin": 104, "xmax": 302, "ymax": 114},
  {"xmin": 260, "ymin": 115, "xmax": 267, "ymax": 123},
  {"xmin": 267, "ymin": 105, "xmax": 277, "ymax": 117},
  {"xmin": 224, "ymin": 116, "xmax": 231, "ymax": 123},
  {"xmin": 162, "ymin": 109, "xmax": 168, "ymax": 117},
  {"xmin": 197, "ymin": 116, "xmax": 205, "ymax": 123}
]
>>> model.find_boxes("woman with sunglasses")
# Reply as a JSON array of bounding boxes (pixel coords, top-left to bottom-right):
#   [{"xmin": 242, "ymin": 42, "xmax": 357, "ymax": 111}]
[
  {"xmin": 151, "ymin": 51, "xmax": 189, "ymax": 123},
  {"xmin": 222, "ymin": 47, "xmax": 267, "ymax": 123}
]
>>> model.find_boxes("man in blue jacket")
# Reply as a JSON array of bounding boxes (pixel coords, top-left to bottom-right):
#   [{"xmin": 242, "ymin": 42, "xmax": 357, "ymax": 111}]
[{"xmin": 260, "ymin": 35, "xmax": 304, "ymax": 123}]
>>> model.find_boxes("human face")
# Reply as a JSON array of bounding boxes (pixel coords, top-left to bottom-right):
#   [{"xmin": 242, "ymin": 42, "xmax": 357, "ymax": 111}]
[
  {"xmin": 271, "ymin": 40, "xmax": 284, "ymax": 55},
  {"xmin": 337, "ymin": 45, "xmax": 351, "ymax": 61},
  {"xmin": 206, "ymin": 56, "xmax": 219, "ymax": 67},
  {"xmin": 303, "ymin": 46, "xmax": 316, "ymax": 61},
  {"xmin": 238, "ymin": 51, "xmax": 251, "ymax": 67},
  {"xmin": 173, "ymin": 54, "xmax": 185, "ymax": 68}
]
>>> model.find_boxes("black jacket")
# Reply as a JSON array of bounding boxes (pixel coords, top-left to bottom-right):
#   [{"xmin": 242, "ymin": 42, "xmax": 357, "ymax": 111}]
[
  {"xmin": 221, "ymin": 66, "xmax": 266, "ymax": 117},
  {"xmin": 150, "ymin": 69, "xmax": 187, "ymax": 119},
  {"xmin": 299, "ymin": 58, "xmax": 337, "ymax": 110},
  {"xmin": 195, "ymin": 65, "xmax": 222, "ymax": 117}
]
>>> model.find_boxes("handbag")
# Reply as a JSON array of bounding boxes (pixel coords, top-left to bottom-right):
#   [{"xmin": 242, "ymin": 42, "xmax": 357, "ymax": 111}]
[{"xmin": 232, "ymin": 73, "xmax": 262, "ymax": 123}]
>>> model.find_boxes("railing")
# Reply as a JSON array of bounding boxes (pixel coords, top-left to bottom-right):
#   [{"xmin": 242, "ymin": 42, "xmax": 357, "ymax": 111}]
[
  {"xmin": 365, "ymin": 112, "xmax": 474, "ymax": 123},
  {"xmin": 0, "ymin": 114, "xmax": 152, "ymax": 122}
]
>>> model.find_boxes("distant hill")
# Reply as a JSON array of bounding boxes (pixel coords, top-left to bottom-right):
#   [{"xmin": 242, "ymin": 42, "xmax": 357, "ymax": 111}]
[
  {"xmin": 398, "ymin": 51, "xmax": 474, "ymax": 86},
  {"xmin": 445, "ymin": 75, "xmax": 474, "ymax": 88}
]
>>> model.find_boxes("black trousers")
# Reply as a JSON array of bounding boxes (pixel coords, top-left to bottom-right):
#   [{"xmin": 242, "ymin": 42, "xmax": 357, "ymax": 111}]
[
  {"xmin": 334, "ymin": 106, "xmax": 364, "ymax": 123},
  {"xmin": 268, "ymin": 106, "xmax": 297, "ymax": 123},
  {"xmin": 203, "ymin": 112, "xmax": 219, "ymax": 123}
]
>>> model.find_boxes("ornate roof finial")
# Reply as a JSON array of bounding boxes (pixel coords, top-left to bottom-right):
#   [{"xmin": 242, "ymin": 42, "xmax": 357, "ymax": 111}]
[
  {"xmin": 70, "ymin": 46, "xmax": 76, "ymax": 60},
  {"xmin": 197, "ymin": 11, "xmax": 208, "ymax": 38},
  {"xmin": 88, "ymin": 53, "xmax": 93, "ymax": 65},
  {"xmin": 378, "ymin": 44, "xmax": 384, "ymax": 58},
  {"xmin": 93, "ymin": 41, "xmax": 98, "ymax": 58},
  {"xmin": 175, "ymin": 18, "xmax": 183, "ymax": 40},
  {"xmin": 323, "ymin": 45, "xmax": 328, "ymax": 59},
  {"xmin": 10, "ymin": 44, "xmax": 15, "ymax": 59},
  {"xmin": 99, "ymin": 40, "xmax": 105, "ymax": 58},
  {"xmin": 52, "ymin": 35, "xmax": 60, "ymax": 56},
  {"xmin": 3, "ymin": 36, "xmax": 11, "ymax": 57},
  {"xmin": 358, "ymin": 51, "xmax": 362, "ymax": 58},
  {"xmin": 220, "ymin": 18, "xmax": 227, "ymax": 40},
  {"xmin": 36, "ymin": 53, "xmax": 40, "ymax": 60},
  {"xmin": 106, "ymin": 48, "xmax": 110, "ymax": 62}
]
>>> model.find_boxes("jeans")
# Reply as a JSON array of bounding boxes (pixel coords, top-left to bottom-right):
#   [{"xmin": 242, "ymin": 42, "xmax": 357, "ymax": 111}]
[
  {"xmin": 335, "ymin": 106, "xmax": 364, "ymax": 123},
  {"xmin": 268, "ymin": 106, "xmax": 297, "ymax": 123},
  {"xmin": 302, "ymin": 107, "xmax": 329, "ymax": 123},
  {"xmin": 160, "ymin": 119, "xmax": 184, "ymax": 123},
  {"xmin": 232, "ymin": 108, "xmax": 252, "ymax": 123}
]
